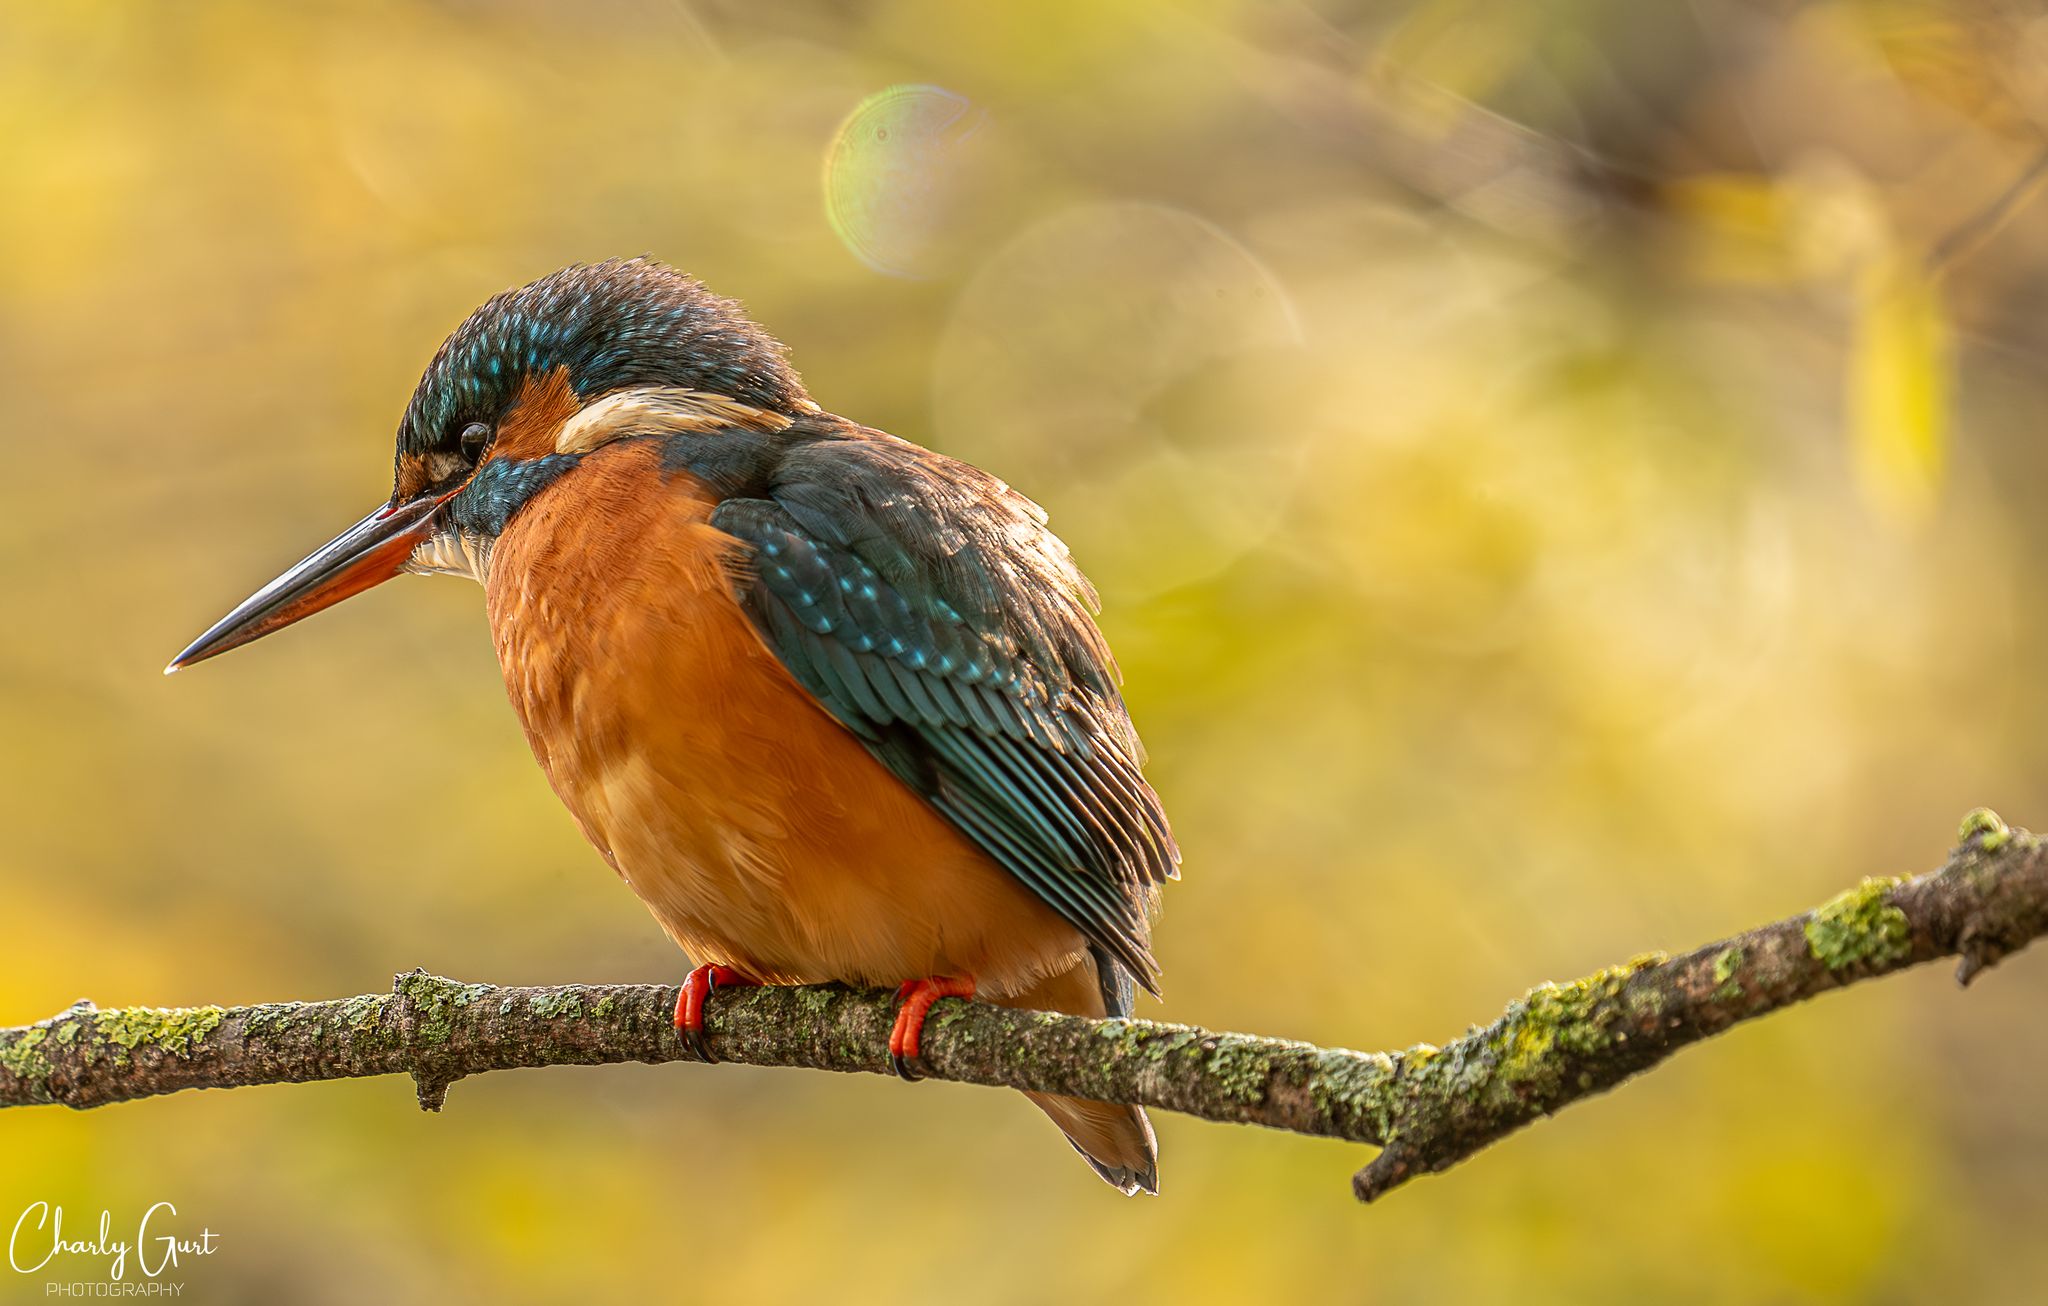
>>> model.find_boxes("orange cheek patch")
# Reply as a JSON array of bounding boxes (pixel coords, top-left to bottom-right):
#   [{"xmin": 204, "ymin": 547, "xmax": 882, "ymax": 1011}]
[
  {"xmin": 492, "ymin": 366, "xmax": 582, "ymax": 461},
  {"xmin": 394, "ymin": 453, "xmax": 432, "ymax": 502}
]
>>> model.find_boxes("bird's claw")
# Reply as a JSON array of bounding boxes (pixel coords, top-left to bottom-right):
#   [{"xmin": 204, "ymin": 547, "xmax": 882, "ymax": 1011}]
[
  {"xmin": 887, "ymin": 976, "xmax": 977, "ymax": 1081},
  {"xmin": 673, "ymin": 964, "xmax": 754, "ymax": 1063}
]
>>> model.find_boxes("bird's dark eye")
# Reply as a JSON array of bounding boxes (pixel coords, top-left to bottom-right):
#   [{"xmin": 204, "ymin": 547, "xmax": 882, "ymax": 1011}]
[{"xmin": 459, "ymin": 422, "xmax": 492, "ymax": 462}]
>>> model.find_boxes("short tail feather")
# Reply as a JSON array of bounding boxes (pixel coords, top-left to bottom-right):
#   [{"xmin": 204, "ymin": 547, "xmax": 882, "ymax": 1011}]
[
  {"xmin": 999, "ymin": 944, "xmax": 1158, "ymax": 1195},
  {"xmin": 1025, "ymin": 1090, "xmax": 1158, "ymax": 1195}
]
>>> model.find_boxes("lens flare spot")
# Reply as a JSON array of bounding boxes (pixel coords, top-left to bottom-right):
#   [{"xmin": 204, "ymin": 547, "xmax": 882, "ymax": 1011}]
[
  {"xmin": 932, "ymin": 202, "xmax": 1304, "ymax": 594},
  {"xmin": 823, "ymin": 84, "xmax": 987, "ymax": 278}
]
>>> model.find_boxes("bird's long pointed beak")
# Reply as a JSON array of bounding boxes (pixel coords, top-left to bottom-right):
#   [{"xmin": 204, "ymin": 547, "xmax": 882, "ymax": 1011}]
[{"xmin": 165, "ymin": 495, "xmax": 443, "ymax": 673}]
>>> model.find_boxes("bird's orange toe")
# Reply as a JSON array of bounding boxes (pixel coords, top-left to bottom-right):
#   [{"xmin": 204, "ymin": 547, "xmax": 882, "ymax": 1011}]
[
  {"xmin": 888, "ymin": 975, "xmax": 977, "ymax": 1081},
  {"xmin": 674, "ymin": 964, "xmax": 756, "ymax": 1063}
]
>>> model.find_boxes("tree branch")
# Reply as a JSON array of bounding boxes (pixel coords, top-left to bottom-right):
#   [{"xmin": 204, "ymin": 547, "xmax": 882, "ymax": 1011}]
[{"xmin": 4, "ymin": 809, "xmax": 2043, "ymax": 1203}]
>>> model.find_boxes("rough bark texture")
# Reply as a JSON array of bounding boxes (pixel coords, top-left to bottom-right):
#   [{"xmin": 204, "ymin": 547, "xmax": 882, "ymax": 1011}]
[{"xmin": 3, "ymin": 809, "xmax": 2043, "ymax": 1203}]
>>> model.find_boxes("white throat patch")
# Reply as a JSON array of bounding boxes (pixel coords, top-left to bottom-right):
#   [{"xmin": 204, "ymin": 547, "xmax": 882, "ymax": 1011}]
[{"xmin": 406, "ymin": 529, "xmax": 493, "ymax": 585}]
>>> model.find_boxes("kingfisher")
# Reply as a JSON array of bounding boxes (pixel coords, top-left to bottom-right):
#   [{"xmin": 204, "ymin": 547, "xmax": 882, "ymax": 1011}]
[{"xmin": 169, "ymin": 258, "xmax": 1178, "ymax": 1194}]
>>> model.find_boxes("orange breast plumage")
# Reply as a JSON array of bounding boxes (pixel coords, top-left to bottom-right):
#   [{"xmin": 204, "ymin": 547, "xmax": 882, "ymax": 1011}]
[{"xmin": 484, "ymin": 440, "xmax": 1090, "ymax": 997}]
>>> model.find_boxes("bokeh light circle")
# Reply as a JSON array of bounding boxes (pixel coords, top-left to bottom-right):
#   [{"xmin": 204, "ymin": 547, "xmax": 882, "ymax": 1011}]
[
  {"xmin": 932, "ymin": 200, "xmax": 1304, "ymax": 594},
  {"xmin": 823, "ymin": 83, "xmax": 987, "ymax": 278}
]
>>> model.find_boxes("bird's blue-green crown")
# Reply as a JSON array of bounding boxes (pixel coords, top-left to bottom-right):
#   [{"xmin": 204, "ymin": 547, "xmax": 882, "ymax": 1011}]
[{"xmin": 396, "ymin": 257, "xmax": 806, "ymax": 466}]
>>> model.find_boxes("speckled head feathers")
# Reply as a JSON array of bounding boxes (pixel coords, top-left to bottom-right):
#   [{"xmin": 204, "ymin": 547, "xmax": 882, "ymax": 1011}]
[{"xmin": 395, "ymin": 258, "xmax": 807, "ymax": 470}]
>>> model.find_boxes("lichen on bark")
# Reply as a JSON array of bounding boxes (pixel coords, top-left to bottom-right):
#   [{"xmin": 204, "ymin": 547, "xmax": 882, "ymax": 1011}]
[{"xmin": 1804, "ymin": 878, "xmax": 1911, "ymax": 970}]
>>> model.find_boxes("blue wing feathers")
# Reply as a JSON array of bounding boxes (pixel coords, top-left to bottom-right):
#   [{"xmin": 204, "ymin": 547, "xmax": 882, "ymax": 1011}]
[{"xmin": 696, "ymin": 426, "xmax": 1175, "ymax": 990}]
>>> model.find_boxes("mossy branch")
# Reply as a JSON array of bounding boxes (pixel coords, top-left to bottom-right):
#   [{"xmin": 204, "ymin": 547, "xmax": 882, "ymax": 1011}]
[{"xmin": 3, "ymin": 810, "xmax": 2044, "ymax": 1204}]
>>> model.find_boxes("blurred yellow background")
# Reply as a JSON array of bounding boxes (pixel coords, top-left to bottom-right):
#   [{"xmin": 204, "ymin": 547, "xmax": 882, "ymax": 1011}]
[{"xmin": 5, "ymin": 0, "xmax": 2048, "ymax": 1301}]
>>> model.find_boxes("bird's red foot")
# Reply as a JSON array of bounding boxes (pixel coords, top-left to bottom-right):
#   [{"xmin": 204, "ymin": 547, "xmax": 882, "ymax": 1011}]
[
  {"xmin": 888, "ymin": 976, "xmax": 977, "ymax": 1081},
  {"xmin": 673, "ymin": 964, "xmax": 756, "ymax": 1063}
]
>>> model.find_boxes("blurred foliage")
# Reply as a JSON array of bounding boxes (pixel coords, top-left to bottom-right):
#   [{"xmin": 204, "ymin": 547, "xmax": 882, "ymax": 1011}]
[{"xmin": 4, "ymin": 0, "xmax": 2048, "ymax": 1302}]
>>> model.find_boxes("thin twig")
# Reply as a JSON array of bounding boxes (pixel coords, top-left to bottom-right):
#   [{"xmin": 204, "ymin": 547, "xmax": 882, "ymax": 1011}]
[{"xmin": 1927, "ymin": 142, "xmax": 2048, "ymax": 274}]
